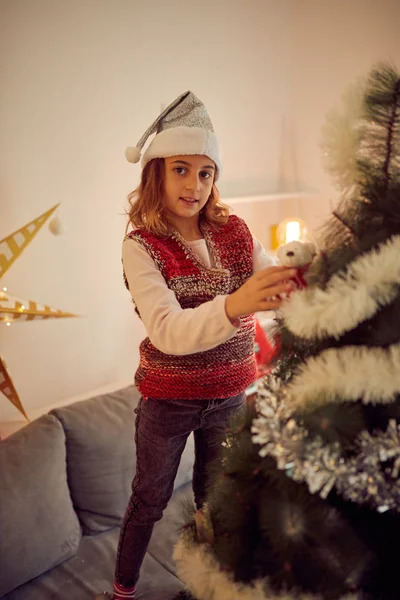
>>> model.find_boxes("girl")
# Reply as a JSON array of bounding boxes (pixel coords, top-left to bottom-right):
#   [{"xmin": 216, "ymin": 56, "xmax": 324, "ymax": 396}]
[{"xmin": 109, "ymin": 91, "xmax": 296, "ymax": 600}]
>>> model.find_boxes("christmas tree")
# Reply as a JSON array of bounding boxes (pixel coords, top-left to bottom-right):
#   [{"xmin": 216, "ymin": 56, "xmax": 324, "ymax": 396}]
[{"xmin": 174, "ymin": 63, "xmax": 400, "ymax": 600}]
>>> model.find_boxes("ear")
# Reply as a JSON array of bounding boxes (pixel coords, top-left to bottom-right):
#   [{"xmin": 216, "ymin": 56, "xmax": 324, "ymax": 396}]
[
  {"xmin": 305, "ymin": 241, "xmax": 317, "ymax": 256},
  {"xmin": 277, "ymin": 246, "xmax": 285, "ymax": 261}
]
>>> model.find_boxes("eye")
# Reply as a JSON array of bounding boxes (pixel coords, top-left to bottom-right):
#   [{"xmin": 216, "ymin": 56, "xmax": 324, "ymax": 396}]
[
  {"xmin": 174, "ymin": 167, "xmax": 187, "ymax": 175},
  {"xmin": 200, "ymin": 171, "xmax": 212, "ymax": 179}
]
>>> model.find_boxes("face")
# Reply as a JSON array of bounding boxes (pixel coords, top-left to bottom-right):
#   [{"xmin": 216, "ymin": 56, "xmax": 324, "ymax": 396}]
[{"xmin": 163, "ymin": 155, "xmax": 215, "ymax": 228}]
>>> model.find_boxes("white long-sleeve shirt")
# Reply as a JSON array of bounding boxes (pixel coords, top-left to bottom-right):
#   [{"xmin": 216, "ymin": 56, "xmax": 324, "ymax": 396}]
[{"xmin": 122, "ymin": 236, "xmax": 275, "ymax": 356}]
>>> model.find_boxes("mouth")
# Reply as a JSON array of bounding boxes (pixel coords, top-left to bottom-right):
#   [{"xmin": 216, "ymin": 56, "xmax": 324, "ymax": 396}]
[{"xmin": 179, "ymin": 197, "xmax": 198, "ymax": 205}]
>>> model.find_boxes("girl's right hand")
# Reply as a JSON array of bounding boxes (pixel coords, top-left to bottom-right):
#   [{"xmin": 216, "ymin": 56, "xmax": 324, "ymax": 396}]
[{"xmin": 225, "ymin": 266, "xmax": 297, "ymax": 322}]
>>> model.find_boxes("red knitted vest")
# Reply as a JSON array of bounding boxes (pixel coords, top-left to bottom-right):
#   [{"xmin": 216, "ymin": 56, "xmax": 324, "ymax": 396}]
[{"xmin": 125, "ymin": 214, "xmax": 257, "ymax": 400}]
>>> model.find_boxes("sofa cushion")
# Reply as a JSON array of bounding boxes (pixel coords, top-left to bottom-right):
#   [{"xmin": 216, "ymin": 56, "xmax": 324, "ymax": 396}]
[
  {"xmin": 50, "ymin": 386, "xmax": 138, "ymax": 535},
  {"xmin": 0, "ymin": 414, "xmax": 81, "ymax": 597},
  {"xmin": 51, "ymin": 386, "xmax": 195, "ymax": 535}
]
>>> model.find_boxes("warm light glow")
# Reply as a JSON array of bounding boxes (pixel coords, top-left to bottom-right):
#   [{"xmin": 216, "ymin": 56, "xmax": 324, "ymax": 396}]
[
  {"xmin": 6, "ymin": 322, "xmax": 11, "ymax": 327},
  {"xmin": 285, "ymin": 221, "xmax": 301, "ymax": 243},
  {"xmin": 3, "ymin": 287, "xmax": 7, "ymax": 292},
  {"xmin": 276, "ymin": 217, "xmax": 308, "ymax": 247}
]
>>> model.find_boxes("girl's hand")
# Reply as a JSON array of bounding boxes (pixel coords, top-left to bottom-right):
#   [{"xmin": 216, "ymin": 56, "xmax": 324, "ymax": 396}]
[{"xmin": 225, "ymin": 266, "xmax": 297, "ymax": 322}]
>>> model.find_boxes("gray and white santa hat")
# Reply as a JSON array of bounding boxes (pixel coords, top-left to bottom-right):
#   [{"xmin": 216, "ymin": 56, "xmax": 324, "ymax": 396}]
[{"xmin": 125, "ymin": 91, "xmax": 221, "ymax": 179}]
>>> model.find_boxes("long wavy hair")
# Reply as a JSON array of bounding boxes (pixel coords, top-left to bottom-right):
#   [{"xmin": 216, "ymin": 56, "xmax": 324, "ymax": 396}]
[{"xmin": 126, "ymin": 158, "xmax": 230, "ymax": 236}]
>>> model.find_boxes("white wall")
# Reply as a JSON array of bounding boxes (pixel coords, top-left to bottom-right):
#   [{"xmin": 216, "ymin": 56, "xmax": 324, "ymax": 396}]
[{"xmin": 0, "ymin": 0, "xmax": 293, "ymax": 420}]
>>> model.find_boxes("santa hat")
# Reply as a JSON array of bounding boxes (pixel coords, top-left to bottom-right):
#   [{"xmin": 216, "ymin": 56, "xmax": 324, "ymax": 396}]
[{"xmin": 125, "ymin": 91, "xmax": 221, "ymax": 179}]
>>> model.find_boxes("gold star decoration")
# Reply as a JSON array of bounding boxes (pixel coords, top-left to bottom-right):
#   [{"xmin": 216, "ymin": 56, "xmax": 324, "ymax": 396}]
[
  {"xmin": 0, "ymin": 204, "xmax": 78, "ymax": 422},
  {"xmin": 0, "ymin": 204, "xmax": 59, "ymax": 279},
  {"xmin": 0, "ymin": 290, "xmax": 77, "ymax": 324},
  {"xmin": 0, "ymin": 356, "xmax": 28, "ymax": 421}
]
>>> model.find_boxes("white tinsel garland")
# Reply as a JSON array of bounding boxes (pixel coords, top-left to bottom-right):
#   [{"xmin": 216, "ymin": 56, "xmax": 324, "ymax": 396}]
[
  {"xmin": 321, "ymin": 80, "xmax": 366, "ymax": 192},
  {"xmin": 285, "ymin": 342, "xmax": 400, "ymax": 412},
  {"xmin": 174, "ymin": 531, "xmax": 358, "ymax": 600},
  {"xmin": 321, "ymin": 65, "xmax": 400, "ymax": 192},
  {"xmin": 282, "ymin": 234, "xmax": 400, "ymax": 341}
]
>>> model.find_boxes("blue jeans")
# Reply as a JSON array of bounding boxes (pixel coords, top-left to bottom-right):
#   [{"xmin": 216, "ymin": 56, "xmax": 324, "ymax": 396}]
[{"xmin": 115, "ymin": 392, "xmax": 246, "ymax": 587}]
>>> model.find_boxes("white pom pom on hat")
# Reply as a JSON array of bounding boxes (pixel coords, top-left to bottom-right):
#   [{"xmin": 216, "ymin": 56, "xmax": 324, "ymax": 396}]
[
  {"xmin": 125, "ymin": 146, "xmax": 142, "ymax": 163},
  {"xmin": 125, "ymin": 91, "xmax": 221, "ymax": 179}
]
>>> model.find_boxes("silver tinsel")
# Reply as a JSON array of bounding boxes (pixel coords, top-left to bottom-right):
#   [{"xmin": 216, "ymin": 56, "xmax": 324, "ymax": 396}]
[{"xmin": 251, "ymin": 375, "xmax": 400, "ymax": 513}]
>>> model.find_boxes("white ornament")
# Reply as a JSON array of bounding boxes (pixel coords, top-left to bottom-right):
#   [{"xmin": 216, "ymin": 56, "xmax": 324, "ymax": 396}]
[{"xmin": 48, "ymin": 216, "xmax": 63, "ymax": 236}]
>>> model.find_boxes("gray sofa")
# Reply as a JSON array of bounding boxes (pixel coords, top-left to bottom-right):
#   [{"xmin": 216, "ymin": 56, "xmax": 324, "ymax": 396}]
[{"xmin": 0, "ymin": 386, "xmax": 194, "ymax": 600}]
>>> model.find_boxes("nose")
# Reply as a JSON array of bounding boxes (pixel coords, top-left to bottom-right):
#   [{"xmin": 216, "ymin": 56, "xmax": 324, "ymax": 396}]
[
  {"xmin": 185, "ymin": 172, "xmax": 201, "ymax": 192},
  {"xmin": 286, "ymin": 251, "xmax": 295, "ymax": 256}
]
